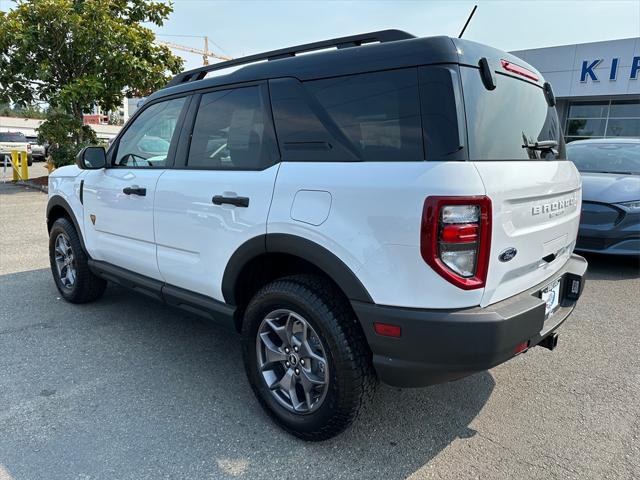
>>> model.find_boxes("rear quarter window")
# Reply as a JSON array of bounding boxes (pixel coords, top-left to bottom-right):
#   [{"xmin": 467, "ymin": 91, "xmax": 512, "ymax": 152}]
[
  {"xmin": 306, "ymin": 69, "xmax": 423, "ymax": 161},
  {"xmin": 270, "ymin": 68, "xmax": 424, "ymax": 162},
  {"xmin": 419, "ymin": 65, "xmax": 466, "ymax": 160},
  {"xmin": 461, "ymin": 66, "xmax": 565, "ymax": 161}
]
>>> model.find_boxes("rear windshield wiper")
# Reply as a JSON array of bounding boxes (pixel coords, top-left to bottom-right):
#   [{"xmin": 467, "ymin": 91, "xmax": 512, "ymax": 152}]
[
  {"xmin": 522, "ymin": 140, "xmax": 558, "ymax": 151},
  {"xmin": 522, "ymin": 140, "xmax": 558, "ymax": 159}
]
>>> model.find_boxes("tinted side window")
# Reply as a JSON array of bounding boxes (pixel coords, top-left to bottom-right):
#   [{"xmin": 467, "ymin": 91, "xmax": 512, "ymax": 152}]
[
  {"xmin": 419, "ymin": 65, "xmax": 467, "ymax": 160},
  {"xmin": 305, "ymin": 69, "xmax": 423, "ymax": 161},
  {"xmin": 269, "ymin": 78, "xmax": 361, "ymax": 162},
  {"xmin": 187, "ymin": 86, "xmax": 274, "ymax": 170},
  {"xmin": 114, "ymin": 97, "xmax": 186, "ymax": 168}
]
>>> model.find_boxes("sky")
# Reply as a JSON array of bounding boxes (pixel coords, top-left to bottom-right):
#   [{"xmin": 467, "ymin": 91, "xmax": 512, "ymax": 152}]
[
  {"xmin": 1, "ymin": 0, "xmax": 639, "ymax": 71},
  {"xmin": 147, "ymin": 0, "xmax": 640, "ymax": 70}
]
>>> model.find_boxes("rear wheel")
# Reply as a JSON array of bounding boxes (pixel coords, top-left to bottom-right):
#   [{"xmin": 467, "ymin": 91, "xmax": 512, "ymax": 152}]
[
  {"xmin": 242, "ymin": 275, "xmax": 376, "ymax": 440},
  {"xmin": 49, "ymin": 217, "xmax": 106, "ymax": 303}
]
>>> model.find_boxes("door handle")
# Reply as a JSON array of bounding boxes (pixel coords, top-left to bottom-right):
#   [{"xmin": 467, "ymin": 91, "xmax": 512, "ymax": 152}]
[
  {"xmin": 212, "ymin": 195, "xmax": 250, "ymax": 207},
  {"xmin": 123, "ymin": 186, "xmax": 147, "ymax": 196}
]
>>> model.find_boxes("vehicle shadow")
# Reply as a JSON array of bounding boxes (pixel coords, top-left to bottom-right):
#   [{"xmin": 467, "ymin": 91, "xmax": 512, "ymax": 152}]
[
  {"xmin": 0, "ymin": 268, "xmax": 494, "ymax": 480},
  {"xmin": 581, "ymin": 251, "xmax": 640, "ymax": 281}
]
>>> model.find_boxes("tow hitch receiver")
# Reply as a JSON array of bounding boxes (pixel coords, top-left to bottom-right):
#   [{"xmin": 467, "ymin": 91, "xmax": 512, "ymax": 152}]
[{"xmin": 538, "ymin": 332, "xmax": 559, "ymax": 351}]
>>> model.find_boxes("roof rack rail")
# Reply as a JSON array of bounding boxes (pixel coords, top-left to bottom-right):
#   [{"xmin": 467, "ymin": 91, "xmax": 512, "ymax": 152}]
[{"xmin": 165, "ymin": 29, "xmax": 415, "ymax": 88}]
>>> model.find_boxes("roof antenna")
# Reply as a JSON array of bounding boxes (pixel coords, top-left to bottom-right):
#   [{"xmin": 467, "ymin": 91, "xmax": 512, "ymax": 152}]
[{"xmin": 458, "ymin": 5, "xmax": 478, "ymax": 38}]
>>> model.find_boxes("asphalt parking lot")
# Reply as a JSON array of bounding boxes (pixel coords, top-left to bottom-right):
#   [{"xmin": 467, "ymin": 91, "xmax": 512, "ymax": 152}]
[{"xmin": 1, "ymin": 181, "xmax": 639, "ymax": 480}]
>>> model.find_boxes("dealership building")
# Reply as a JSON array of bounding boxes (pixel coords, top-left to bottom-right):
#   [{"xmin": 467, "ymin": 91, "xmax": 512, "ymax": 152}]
[{"xmin": 511, "ymin": 37, "xmax": 640, "ymax": 143}]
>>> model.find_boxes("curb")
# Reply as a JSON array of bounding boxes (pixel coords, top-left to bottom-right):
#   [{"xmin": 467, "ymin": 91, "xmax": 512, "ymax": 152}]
[{"xmin": 16, "ymin": 180, "xmax": 48, "ymax": 193}]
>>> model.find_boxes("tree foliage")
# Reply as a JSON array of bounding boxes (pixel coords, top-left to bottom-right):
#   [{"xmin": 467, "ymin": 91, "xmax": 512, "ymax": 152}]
[
  {"xmin": 0, "ymin": 0, "xmax": 183, "ymax": 164},
  {"xmin": 37, "ymin": 110, "xmax": 99, "ymax": 167},
  {"xmin": 0, "ymin": 102, "xmax": 47, "ymax": 119}
]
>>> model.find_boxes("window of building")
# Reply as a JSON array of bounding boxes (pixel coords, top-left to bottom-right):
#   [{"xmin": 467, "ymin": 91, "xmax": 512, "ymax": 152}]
[{"xmin": 565, "ymin": 99, "xmax": 640, "ymax": 143}]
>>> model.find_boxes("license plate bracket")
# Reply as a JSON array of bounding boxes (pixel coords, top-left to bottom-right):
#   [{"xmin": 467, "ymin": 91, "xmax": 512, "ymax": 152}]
[{"xmin": 541, "ymin": 278, "xmax": 561, "ymax": 318}]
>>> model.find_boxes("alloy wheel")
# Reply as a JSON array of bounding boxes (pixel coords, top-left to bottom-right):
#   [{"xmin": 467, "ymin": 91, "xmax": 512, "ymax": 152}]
[
  {"xmin": 54, "ymin": 233, "xmax": 76, "ymax": 289},
  {"xmin": 256, "ymin": 309, "xmax": 329, "ymax": 414}
]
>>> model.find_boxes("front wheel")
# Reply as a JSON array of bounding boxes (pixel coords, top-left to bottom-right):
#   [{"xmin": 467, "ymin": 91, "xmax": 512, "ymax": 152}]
[
  {"xmin": 49, "ymin": 217, "xmax": 106, "ymax": 303},
  {"xmin": 242, "ymin": 275, "xmax": 376, "ymax": 441}
]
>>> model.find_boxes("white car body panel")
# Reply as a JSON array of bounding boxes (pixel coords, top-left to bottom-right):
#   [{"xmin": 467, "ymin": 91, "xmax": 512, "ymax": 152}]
[
  {"xmin": 82, "ymin": 168, "xmax": 166, "ymax": 280},
  {"xmin": 268, "ymin": 161, "xmax": 486, "ymax": 309},
  {"xmin": 0, "ymin": 141, "xmax": 30, "ymax": 156},
  {"xmin": 154, "ymin": 165, "xmax": 280, "ymax": 301},
  {"xmin": 472, "ymin": 161, "xmax": 582, "ymax": 307},
  {"xmin": 48, "ymin": 166, "xmax": 87, "ymax": 234}
]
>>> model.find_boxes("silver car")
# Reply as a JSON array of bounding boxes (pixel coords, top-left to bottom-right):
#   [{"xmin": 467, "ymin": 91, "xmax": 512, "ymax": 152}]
[
  {"xmin": 567, "ymin": 138, "xmax": 640, "ymax": 256},
  {"xmin": 26, "ymin": 136, "xmax": 47, "ymax": 162}
]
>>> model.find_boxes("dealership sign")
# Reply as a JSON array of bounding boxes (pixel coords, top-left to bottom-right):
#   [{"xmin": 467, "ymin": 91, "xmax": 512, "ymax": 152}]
[{"xmin": 581, "ymin": 56, "xmax": 640, "ymax": 82}]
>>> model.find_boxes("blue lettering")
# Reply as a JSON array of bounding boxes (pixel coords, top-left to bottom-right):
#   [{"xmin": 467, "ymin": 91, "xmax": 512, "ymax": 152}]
[
  {"xmin": 631, "ymin": 56, "xmax": 640, "ymax": 79},
  {"xmin": 580, "ymin": 59, "xmax": 601, "ymax": 82},
  {"xmin": 609, "ymin": 58, "xmax": 619, "ymax": 80}
]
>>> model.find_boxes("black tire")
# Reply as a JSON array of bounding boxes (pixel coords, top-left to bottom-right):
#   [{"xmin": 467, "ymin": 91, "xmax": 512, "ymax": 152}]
[
  {"xmin": 49, "ymin": 217, "xmax": 106, "ymax": 303},
  {"xmin": 242, "ymin": 274, "xmax": 377, "ymax": 440}
]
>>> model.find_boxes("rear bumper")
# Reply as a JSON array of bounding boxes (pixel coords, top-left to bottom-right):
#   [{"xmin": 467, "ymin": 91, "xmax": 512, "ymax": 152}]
[{"xmin": 352, "ymin": 254, "xmax": 588, "ymax": 388}]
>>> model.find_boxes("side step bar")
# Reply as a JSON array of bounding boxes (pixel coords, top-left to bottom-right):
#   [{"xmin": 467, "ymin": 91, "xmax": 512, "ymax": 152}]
[{"xmin": 88, "ymin": 259, "xmax": 236, "ymax": 330}]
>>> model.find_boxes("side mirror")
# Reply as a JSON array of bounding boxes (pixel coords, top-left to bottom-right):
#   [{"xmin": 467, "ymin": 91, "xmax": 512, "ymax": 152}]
[{"xmin": 76, "ymin": 146, "xmax": 106, "ymax": 169}]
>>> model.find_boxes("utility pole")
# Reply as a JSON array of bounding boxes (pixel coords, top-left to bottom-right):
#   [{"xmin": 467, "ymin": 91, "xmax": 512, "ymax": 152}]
[{"xmin": 203, "ymin": 36, "xmax": 209, "ymax": 66}]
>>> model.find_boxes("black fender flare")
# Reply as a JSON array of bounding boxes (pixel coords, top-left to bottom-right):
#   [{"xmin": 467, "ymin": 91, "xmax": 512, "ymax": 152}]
[
  {"xmin": 221, "ymin": 233, "xmax": 373, "ymax": 305},
  {"xmin": 46, "ymin": 195, "xmax": 87, "ymax": 251}
]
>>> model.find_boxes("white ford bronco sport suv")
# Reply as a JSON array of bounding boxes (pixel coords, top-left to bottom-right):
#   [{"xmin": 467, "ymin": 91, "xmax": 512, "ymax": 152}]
[{"xmin": 47, "ymin": 31, "xmax": 587, "ymax": 440}]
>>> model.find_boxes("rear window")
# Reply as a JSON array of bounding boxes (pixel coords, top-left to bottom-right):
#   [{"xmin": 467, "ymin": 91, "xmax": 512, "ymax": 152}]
[
  {"xmin": 0, "ymin": 132, "xmax": 27, "ymax": 142},
  {"xmin": 461, "ymin": 67, "xmax": 565, "ymax": 161},
  {"xmin": 567, "ymin": 142, "xmax": 640, "ymax": 175}
]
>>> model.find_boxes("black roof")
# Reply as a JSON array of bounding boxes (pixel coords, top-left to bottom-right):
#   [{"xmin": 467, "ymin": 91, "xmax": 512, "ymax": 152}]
[{"xmin": 148, "ymin": 30, "xmax": 542, "ymax": 102}]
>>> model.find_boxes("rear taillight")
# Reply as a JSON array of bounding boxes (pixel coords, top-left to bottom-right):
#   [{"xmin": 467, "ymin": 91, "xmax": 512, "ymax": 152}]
[{"xmin": 420, "ymin": 196, "xmax": 492, "ymax": 290}]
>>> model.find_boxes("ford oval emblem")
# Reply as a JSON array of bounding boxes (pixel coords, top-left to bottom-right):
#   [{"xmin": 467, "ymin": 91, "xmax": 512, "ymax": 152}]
[{"xmin": 499, "ymin": 247, "xmax": 518, "ymax": 262}]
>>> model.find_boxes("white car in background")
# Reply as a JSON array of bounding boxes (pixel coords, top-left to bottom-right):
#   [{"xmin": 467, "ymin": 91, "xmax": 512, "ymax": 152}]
[{"xmin": 0, "ymin": 131, "xmax": 32, "ymax": 166}]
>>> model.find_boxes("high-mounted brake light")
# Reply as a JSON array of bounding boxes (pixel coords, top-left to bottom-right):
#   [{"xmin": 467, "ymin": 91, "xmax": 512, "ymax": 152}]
[
  {"xmin": 500, "ymin": 59, "xmax": 539, "ymax": 82},
  {"xmin": 420, "ymin": 196, "xmax": 492, "ymax": 290}
]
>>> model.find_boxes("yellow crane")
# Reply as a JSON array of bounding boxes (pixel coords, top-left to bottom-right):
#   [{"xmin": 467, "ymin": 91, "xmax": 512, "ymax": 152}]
[{"xmin": 156, "ymin": 36, "xmax": 232, "ymax": 65}]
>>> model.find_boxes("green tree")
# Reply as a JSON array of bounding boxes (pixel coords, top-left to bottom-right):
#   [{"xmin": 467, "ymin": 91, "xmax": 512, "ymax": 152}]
[
  {"xmin": 0, "ymin": 102, "xmax": 47, "ymax": 118},
  {"xmin": 0, "ymin": 0, "xmax": 183, "ymax": 166}
]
